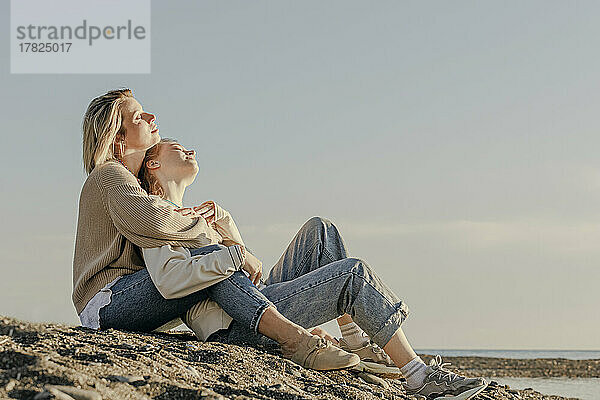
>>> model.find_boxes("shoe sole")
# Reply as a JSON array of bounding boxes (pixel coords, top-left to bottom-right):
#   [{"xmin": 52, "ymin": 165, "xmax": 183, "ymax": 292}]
[
  {"xmin": 311, "ymin": 355, "xmax": 361, "ymax": 371},
  {"xmin": 430, "ymin": 382, "xmax": 488, "ymax": 400},
  {"xmin": 352, "ymin": 360, "xmax": 402, "ymax": 376}
]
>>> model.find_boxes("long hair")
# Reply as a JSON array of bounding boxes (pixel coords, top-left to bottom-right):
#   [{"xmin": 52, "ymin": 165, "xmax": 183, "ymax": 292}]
[
  {"xmin": 82, "ymin": 88, "xmax": 133, "ymax": 174},
  {"xmin": 138, "ymin": 138, "xmax": 178, "ymax": 197}
]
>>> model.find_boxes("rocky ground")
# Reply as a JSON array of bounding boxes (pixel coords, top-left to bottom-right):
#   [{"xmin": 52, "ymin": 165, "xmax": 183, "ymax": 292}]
[
  {"xmin": 418, "ymin": 355, "xmax": 600, "ymax": 379},
  {"xmin": 0, "ymin": 316, "xmax": 587, "ymax": 400}
]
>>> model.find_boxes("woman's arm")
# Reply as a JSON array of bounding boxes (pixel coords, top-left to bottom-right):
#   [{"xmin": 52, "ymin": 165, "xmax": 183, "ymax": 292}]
[{"xmin": 96, "ymin": 162, "xmax": 215, "ymax": 248}]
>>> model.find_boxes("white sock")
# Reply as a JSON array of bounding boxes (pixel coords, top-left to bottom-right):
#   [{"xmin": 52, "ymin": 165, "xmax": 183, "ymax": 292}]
[
  {"xmin": 339, "ymin": 321, "xmax": 369, "ymax": 349},
  {"xmin": 400, "ymin": 356, "xmax": 428, "ymax": 389}
]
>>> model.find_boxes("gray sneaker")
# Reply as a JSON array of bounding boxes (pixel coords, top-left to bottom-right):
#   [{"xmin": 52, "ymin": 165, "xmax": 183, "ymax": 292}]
[{"xmin": 403, "ymin": 355, "xmax": 488, "ymax": 400}]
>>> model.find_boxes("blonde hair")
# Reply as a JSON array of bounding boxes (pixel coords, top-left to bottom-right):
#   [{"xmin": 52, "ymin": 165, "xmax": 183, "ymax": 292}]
[
  {"xmin": 138, "ymin": 138, "xmax": 178, "ymax": 197},
  {"xmin": 82, "ymin": 88, "xmax": 133, "ymax": 174}
]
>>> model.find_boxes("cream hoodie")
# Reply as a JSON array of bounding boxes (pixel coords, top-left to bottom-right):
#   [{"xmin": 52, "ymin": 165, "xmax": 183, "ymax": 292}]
[{"xmin": 143, "ymin": 200, "xmax": 246, "ymax": 341}]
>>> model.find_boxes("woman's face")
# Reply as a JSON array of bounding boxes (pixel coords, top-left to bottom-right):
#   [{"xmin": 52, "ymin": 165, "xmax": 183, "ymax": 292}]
[
  {"xmin": 120, "ymin": 97, "xmax": 160, "ymax": 151},
  {"xmin": 154, "ymin": 141, "xmax": 198, "ymax": 182}
]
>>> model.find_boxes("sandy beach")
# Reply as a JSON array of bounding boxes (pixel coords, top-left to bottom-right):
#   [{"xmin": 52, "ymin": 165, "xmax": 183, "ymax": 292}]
[{"xmin": 0, "ymin": 316, "xmax": 589, "ymax": 399}]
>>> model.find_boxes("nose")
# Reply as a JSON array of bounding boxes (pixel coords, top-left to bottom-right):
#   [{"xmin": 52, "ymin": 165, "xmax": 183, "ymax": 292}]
[{"xmin": 143, "ymin": 112, "xmax": 156, "ymax": 124}]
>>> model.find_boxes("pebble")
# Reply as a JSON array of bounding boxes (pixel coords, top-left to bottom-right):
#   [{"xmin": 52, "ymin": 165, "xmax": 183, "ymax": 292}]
[
  {"xmin": 46, "ymin": 385, "xmax": 102, "ymax": 400},
  {"xmin": 32, "ymin": 391, "xmax": 53, "ymax": 400},
  {"xmin": 186, "ymin": 366, "xmax": 202, "ymax": 379},
  {"xmin": 35, "ymin": 388, "xmax": 75, "ymax": 400},
  {"xmin": 199, "ymin": 389, "xmax": 227, "ymax": 400},
  {"xmin": 140, "ymin": 344, "xmax": 159, "ymax": 352},
  {"xmin": 4, "ymin": 380, "xmax": 16, "ymax": 391},
  {"xmin": 112, "ymin": 375, "xmax": 145, "ymax": 384},
  {"xmin": 356, "ymin": 371, "xmax": 389, "ymax": 389},
  {"xmin": 284, "ymin": 382, "xmax": 303, "ymax": 393}
]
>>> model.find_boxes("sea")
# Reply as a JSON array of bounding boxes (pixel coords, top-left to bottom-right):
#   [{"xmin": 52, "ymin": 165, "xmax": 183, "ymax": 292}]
[{"xmin": 416, "ymin": 349, "xmax": 600, "ymax": 400}]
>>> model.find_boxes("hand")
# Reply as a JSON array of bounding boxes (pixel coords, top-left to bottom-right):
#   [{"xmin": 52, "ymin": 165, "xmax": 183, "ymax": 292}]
[
  {"xmin": 193, "ymin": 201, "xmax": 216, "ymax": 224},
  {"xmin": 242, "ymin": 250, "xmax": 263, "ymax": 286},
  {"xmin": 310, "ymin": 327, "xmax": 339, "ymax": 345},
  {"xmin": 174, "ymin": 200, "xmax": 215, "ymax": 223},
  {"xmin": 173, "ymin": 207, "xmax": 197, "ymax": 217}
]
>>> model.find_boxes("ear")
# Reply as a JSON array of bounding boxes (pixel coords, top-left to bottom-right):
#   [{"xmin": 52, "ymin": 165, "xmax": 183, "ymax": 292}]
[{"xmin": 146, "ymin": 160, "xmax": 161, "ymax": 170}]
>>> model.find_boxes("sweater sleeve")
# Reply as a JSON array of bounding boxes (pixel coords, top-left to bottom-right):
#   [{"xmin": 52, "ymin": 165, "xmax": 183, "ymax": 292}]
[
  {"xmin": 143, "ymin": 244, "xmax": 245, "ymax": 299},
  {"xmin": 97, "ymin": 162, "xmax": 212, "ymax": 248}
]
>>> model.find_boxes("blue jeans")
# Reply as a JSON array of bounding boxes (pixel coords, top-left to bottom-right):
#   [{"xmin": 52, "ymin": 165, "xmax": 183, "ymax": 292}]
[
  {"xmin": 98, "ymin": 244, "xmax": 273, "ymax": 334},
  {"xmin": 207, "ymin": 216, "xmax": 410, "ymax": 348},
  {"xmin": 100, "ymin": 217, "xmax": 409, "ymax": 348}
]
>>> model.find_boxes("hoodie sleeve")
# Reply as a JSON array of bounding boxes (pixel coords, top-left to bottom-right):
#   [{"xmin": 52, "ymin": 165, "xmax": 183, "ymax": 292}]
[
  {"xmin": 143, "ymin": 244, "xmax": 246, "ymax": 300},
  {"xmin": 202, "ymin": 201, "xmax": 246, "ymax": 248}
]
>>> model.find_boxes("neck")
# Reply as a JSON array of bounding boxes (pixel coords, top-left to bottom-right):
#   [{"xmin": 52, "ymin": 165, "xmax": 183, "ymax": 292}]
[
  {"xmin": 121, "ymin": 150, "xmax": 147, "ymax": 176},
  {"xmin": 158, "ymin": 178, "xmax": 188, "ymax": 208}
]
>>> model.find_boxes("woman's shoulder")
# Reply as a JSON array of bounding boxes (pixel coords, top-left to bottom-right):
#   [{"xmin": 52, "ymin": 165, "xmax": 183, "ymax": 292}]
[
  {"xmin": 91, "ymin": 160, "xmax": 126, "ymax": 175},
  {"xmin": 89, "ymin": 160, "xmax": 138, "ymax": 187}
]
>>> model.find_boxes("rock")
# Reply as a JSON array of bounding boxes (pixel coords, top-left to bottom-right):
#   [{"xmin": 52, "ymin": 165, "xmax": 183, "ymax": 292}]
[
  {"xmin": 46, "ymin": 386, "xmax": 102, "ymax": 400},
  {"xmin": 3, "ymin": 381, "xmax": 16, "ymax": 392},
  {"xmin": 41, "ymin": 388, "xmax": 76, "ymax": 400},
  {"xmin": 110, "ymin": 374, "xmax": 146, "ymax": 384},
  {"xmin": 356, "ymin": 371, "xmax": 389, "ymax": 389},
  {"xmin": 32, "ymin": 391, "xmax": 53, "ymax": 400},
  {"xmin": 140, "ymin": 344, "xmax": 159, "ymax": 352},
  {"xmin": 184, "ymin": 365, "xmax": 202, "ymax": 380},
  {"xmin": 0, "ymin": 315, "xmax": 584, "ymax": 400}
]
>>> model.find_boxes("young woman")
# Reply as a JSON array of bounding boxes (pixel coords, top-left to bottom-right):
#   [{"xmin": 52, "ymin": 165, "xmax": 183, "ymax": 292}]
[
  {"xmin": 73, "ymin": 89, "xmax": 359, "ymax": 371},
  {"xmin": 137, "ymin": 138, "xmax": 490, "ymax": 400}
]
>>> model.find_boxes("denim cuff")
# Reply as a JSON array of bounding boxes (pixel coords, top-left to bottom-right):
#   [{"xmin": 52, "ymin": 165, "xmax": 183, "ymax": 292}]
[
  {"xmin": 370, "ymin": 301, "xmax": 410, "ymax": 348},
  {"xmin": 250, "ymin": 301, "xmax": 275, "ymax": 334}
]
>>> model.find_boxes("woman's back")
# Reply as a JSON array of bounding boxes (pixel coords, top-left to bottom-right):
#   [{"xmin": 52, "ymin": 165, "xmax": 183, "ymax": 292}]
[{"xmin": 72, "ymin": 161, "xmax": 145, "ymax": 315}]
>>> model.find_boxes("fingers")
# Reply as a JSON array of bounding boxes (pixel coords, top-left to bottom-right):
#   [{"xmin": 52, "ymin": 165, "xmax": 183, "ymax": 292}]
[
  {"xmin": 310, "ymin": 327, "xmax": 325, "ymax": 337},
  {"xmin": 174, "ymin": 207, "xmax": 195, "ymax": 217},
  {"xmin": 192, "ymin": 201, "xmax": 216, "ymax": 223},
  {"xmin": 310, "ymin": 327, "xmax": 338, "ymax": 344},
  {"xmin": 254, "ymin": 270, "xmax": 262, "ymax": 286},
  {"xmin": 249, "ymin": 271, "xmax": 258, "ymax": 285},
  {"xmin": 247, "ymin": 269, "xmax": 262, "ymax": 286}
]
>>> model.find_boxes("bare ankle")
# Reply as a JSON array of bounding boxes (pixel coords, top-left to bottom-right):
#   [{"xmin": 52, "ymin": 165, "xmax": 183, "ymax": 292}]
[{"xmin": 257, "ymin": 306, "xmax": 307, "ymax": 348}]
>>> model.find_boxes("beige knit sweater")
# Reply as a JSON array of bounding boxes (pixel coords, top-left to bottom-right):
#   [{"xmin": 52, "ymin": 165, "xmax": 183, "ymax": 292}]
[{"xmin": 72, "ymin": 161, "xmax": 222, "ymax": 314}]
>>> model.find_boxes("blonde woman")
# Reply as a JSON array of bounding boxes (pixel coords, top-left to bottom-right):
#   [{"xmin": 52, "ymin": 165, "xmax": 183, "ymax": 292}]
[
  {"xmin": 136, "ymin": 138, "xmax": 490, "ymax": 400},
  {"xmin": 73, "ymin": 88, "xmax": 359, "ymax": 371}
]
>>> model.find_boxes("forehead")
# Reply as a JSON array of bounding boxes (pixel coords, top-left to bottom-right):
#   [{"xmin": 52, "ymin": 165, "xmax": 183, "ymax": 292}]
[
  {"xmin": 121, "ymin": 98, "xmax": 143, "ymax": 116},
  {"xmin": 160, "ymin": 142, "xmax": 186, "ymax": 152}
]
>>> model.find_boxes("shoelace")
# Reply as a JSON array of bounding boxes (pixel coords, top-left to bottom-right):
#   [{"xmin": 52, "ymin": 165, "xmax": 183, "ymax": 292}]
[
  {"xmin": 429, "ymin": 355, "xmax": 461, "ymax": 383},
  {"xmin": 368, "ymin": 340, "xmax": 384, "ymax": 354},
  {"xmin": 314, "ymin": 337, "xmax": 329, "ymax": 350}
]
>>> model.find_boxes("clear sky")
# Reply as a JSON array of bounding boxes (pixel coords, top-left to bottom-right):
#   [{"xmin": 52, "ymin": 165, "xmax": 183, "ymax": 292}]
[{"xmin": 1, "ymin": 0, "xmax": 599, "ymax": 350}]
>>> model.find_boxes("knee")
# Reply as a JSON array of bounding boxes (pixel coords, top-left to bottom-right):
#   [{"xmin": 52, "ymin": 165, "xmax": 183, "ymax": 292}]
[
  {"xmin": 303, "ymin": 216, "xmax": 334, "ymax": 231},
  {"xmin": 341, "ymin": 257, "xmax": 373, "ymax": 277}
]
